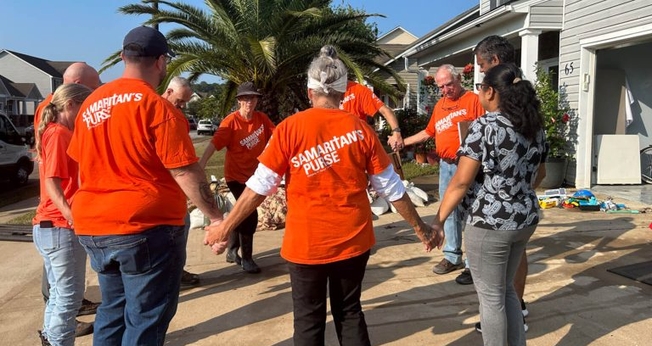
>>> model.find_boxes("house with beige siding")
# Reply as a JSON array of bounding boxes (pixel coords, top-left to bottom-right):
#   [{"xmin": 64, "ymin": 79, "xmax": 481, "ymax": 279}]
[{"xmin": 370, "ymin": 27, "xmax": 419, "ymax": 109}]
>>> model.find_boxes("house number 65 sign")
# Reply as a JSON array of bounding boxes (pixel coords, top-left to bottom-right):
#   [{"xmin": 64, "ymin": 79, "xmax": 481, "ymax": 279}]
[{"xmin": 564, "ymin": 62, "xmax": 574, "ymax": 76}]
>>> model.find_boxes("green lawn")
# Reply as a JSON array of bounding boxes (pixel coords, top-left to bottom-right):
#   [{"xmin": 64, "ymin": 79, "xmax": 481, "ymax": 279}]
[
  {"xmin": 196, "ymin": 140, "xmax": 226, "ymax": 181},
  {"xmin": 402, "ymin": 161, "xmax": 439, "ymax": 181}
]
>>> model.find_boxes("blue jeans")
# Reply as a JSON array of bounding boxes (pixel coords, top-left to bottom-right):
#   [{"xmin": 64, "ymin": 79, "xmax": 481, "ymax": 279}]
[
  {"xmin": 466, "ymin": 224, "xmax": 535, "ymax": 346},
  {"xmin": 439, "ymin": 160, "xmax": 465, "ymax": 266},
  {"xmin": 33, "ymin": 225, "xmax": 87, "ymax": 346},
  {"xmin": 78, "ymin": 225, "xmax": 188, "ymax": 346}
]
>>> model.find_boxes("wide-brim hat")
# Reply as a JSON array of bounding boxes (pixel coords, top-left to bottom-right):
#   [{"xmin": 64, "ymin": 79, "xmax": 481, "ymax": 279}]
[{"xmin": 236, "ymin": 82, "xmax": 262, "ymax": 98}]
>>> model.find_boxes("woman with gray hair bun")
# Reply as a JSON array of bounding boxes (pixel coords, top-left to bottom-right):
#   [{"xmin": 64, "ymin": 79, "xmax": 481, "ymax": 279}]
[{"xmin": 204, "ymin": 45, "xmax": 442, "ymax": 345}]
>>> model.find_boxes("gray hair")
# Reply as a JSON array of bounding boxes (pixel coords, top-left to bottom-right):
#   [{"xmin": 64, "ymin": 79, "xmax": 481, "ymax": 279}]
[
  {"xmin": 437, "ymin": 64, "xmax": 461, "ymax": 80},
  {"xmin": 307, "ymin": 45, "xmax": 348, "ymax": 96},
  {"xmin": 167, "ymin": 76, "xmax": 191, "ymax": 90}
]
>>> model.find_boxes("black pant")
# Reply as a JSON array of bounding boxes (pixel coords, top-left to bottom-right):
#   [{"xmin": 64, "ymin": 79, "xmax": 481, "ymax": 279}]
[
  {"xmin": 226, "ymin": 181, "xmax": 258, "ymax": 236},
  {"xmin": 287, "ymin": 251, "xmax": 371, "ymax": 346}
]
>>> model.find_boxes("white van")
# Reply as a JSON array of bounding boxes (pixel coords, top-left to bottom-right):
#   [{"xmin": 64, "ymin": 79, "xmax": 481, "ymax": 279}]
[{"xmin": 0, "ymin": 112, "xmax": 33, "ymax": 185}]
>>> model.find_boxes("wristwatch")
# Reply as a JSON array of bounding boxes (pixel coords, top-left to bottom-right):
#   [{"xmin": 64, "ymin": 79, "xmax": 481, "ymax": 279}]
[{"xmin": 392, "ymin": 127, "xmax": 401, "ymax": 133}]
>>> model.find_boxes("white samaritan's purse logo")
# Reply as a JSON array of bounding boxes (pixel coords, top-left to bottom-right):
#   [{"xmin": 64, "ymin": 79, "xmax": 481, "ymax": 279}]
[
  {"xmin": 81, "ymin": 93, "xmax": 144, "ymax": 129},
  {"xmin": 290, "ymin": 130, "xmax": 364, "ymax": 177}
]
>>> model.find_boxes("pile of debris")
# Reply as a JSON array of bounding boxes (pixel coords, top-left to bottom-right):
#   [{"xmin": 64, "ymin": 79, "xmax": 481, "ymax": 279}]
[{"xmin": 538, "ymin": 188, "xmax": 641, "ymax": 214}]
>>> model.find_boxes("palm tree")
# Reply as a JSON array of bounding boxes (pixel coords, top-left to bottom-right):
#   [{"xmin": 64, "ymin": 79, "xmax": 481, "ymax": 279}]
[{"xmin": 102, "ymin": 0, "xmax": 405, "ymax": 122}]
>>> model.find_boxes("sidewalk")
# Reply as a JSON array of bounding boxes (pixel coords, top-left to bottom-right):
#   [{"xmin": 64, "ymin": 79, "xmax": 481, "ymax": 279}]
[
  {"xmin": 1, "ymin": 176, "xmax": 651, "ymax": 345},
  {"xmin": 0, "ymin": 196, "xmax": 38, "ymax": 224}
]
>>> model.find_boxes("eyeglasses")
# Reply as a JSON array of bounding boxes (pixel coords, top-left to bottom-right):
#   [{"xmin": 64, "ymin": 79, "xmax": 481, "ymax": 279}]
[
  {"xmin": 160, "ymin": 54, "xmax": 173, "ymax": 64},
  {"xmin": 475, "ymin": 83, "xmax": 488, "ymax": 91}
]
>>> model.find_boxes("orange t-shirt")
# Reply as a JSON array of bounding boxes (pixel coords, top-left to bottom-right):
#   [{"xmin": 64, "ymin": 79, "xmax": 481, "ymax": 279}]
[
  {"xmin": 425, "ymin": 91, "xmax": 485, "ymax": 159},
  {"xmin": 32, "ymin": 123, "xmax": 78, "ymax": 228},
  {"xmin": 258, "ymin": 108, "xmax": 391, "ymax": 265},
  {"xmin": 340, "ymin": 81, "xmax": 385, "ymax": 120},
  {"xmin": 67, "ymin": 78, "xmax": 197, "ymax": 236},
  {"xmin": 211, "ymin": 110, "xmax": 275, "ymax": 183}
]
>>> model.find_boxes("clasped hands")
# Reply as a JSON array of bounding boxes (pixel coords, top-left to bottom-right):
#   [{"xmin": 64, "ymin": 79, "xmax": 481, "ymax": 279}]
[
  {"xmin": 416, "ymin": 221, "xmax": 445, "ymax": 252},
  {"xmin": 203, "ymin": 219, "xmax": 228, "ymax": 255},
  {"xmin": 387, "ymin": 132, "xmax": 404, "ymax": 152}
]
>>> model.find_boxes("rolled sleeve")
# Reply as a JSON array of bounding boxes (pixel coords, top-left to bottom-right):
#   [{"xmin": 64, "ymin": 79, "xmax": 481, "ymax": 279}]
[
  {"xmin": 369, "ymin": 164, "xmax": 406, "ymax": 202},
  {"xmin": 246, "ymin": 163, "xmax": 282, "ymax": 196}
]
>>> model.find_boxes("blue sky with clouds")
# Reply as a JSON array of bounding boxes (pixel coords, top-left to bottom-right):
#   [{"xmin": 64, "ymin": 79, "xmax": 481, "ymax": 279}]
[{"xmin": 1, "ymin": 0, "xmax": 477, "ymax": 83}]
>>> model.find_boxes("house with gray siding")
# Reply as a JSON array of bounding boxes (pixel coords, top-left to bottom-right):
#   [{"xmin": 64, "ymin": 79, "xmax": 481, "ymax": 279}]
[
  {"xmin": 559, "ymin": 0, "xmax": 652, "ymax": 188},
  {"xmin": 0, "ymin": 49, "xmax": 75, "ymax": 125},
  {"xmin": 0, "ymin": 75, "xmax": 42, "ymax": 126},
  {"xmin": 385, "ymin": 0, "xmax": 652, "ymax": 188}
]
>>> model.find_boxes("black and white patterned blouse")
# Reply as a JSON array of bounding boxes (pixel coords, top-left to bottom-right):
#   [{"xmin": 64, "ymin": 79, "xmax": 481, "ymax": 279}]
[{"xmin": 457, "ymin": 111, "xmax": 548, "ymax": 231}]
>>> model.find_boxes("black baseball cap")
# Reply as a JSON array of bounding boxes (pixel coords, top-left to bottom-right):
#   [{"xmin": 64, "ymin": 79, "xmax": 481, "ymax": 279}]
[
  {"xmin": 122, "ymin": 26, "xmax": 175, "ymax": 58},
  {"xmin": 236, "ymin": 82, "xmax": 262, "ymax": 97}
]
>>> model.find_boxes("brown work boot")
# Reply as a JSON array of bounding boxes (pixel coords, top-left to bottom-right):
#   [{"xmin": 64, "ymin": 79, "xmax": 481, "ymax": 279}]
[
  {"xmin": 75, "ymin": 320, "xmax": 94, "ymax": 337},
  {"xmin": 78, "ymin": 298, "xmax": 100, "ymax": 316},
  {"xmin": 432, "ymin": 258, "xmax": 464, "ymax": 275}
]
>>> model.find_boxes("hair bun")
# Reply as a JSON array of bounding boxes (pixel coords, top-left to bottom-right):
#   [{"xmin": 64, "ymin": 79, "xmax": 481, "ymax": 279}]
[{"xmin": 320, "ymin": 45, "xmax": 338, "ymax": 59}]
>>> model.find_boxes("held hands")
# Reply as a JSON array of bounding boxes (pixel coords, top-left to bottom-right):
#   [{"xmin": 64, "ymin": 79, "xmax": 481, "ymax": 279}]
[
  {"xmin": 414, "ymin": 222, "xmax": 444, "ymax": 252},
  {"xmin": 387, "ymin": 132, "xmax": 404, "ymax": 152},
  {"xmin": 203, "ymin": 219, "xmax": 228, "ymax": 255},
  {"xmin": 428, "ymin": 219, "xmax": 445, "ymax": 250}
]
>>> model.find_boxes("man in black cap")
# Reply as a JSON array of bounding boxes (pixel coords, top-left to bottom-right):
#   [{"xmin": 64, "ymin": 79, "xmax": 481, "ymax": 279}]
[{"xmin": 67, "ymin": 26, "xmax": 226, "ymax": 345}]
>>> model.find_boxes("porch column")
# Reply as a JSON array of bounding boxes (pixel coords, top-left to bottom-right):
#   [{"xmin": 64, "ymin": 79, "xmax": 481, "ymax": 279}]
[
  {"xmin": 473, "ymin": 54, "xmax": 482, "ymax": 94},
  {"xmin": 519, "ymin": 29, "xmax": 542, "ymax": 81}
]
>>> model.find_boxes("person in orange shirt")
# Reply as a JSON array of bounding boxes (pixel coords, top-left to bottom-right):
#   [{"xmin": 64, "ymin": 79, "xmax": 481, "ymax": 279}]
[
  {"xmin": 431, "ymin": 63, "xmax": 546, "ymax": 346},
  {"xmin": 67, "ymin": 26, "xmax": 225, "ymax": 345},
  {"xmin": 161, "ymin": 76, "xmax": 201, "ymax": 288},
  {"xmin": 402, "ymin": 64, "xmax": 485, "ymax": 278},
  {"xmin": 341, "ymin": 79, "xmax": 405, "ymax": 150},
  {"xmin": 32, "ymin": 83, "xmax": 93, "ymax": 346},
  {"xmin": 34, "ymin": 62, "xmax": 101, "ymax": 336},
  {"xmin": 199, "ymin": 81, "xmax": 275, "ymax": 274},
  {"xmin": 34, "ymin": 63, "xmax": 101, "ymax": 133},
  {"xmin": 204, "ymin": 45, "xmax": 442, "ymax": 346}
]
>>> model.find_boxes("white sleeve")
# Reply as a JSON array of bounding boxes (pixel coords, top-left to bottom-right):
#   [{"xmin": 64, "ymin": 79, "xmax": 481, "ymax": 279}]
[
  {"xmin": 245, "ymin": 163, "xmax": 283, "ymax": 196},
  {"xmin": 369, "ymin": 164, "xmax": 405, "ymax": 202}
]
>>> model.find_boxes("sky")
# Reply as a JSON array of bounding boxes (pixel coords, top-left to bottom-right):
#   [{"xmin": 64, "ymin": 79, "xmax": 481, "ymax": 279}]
[{"xmin": 0, "ymin": 0, "xmax": 478, "ymax": 84}]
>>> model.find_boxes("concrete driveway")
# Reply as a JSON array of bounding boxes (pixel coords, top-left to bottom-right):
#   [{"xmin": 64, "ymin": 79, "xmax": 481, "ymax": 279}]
[{"xmin": 1, "ymin": 179, "xmax": 651, "ymax": 345}]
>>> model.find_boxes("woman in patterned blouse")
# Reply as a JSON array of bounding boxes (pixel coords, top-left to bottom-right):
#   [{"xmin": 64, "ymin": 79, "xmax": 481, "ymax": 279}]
[{"xmin": 432, "ymin": 63, "xmax": 547, "ymax": 346}]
